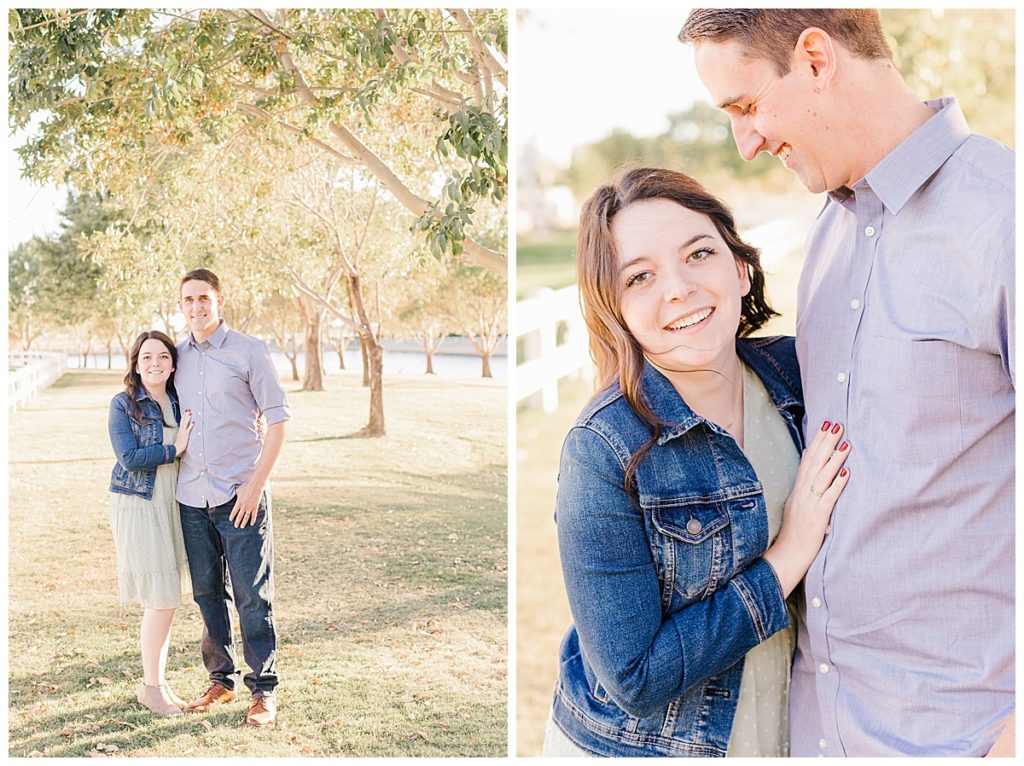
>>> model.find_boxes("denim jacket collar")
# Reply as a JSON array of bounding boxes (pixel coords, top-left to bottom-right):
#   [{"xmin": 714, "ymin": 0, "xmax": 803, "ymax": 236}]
[
  {"xmin": 649, "ymin": 337, "xmax": 802, "ymax": 446},
  {"xmin": 132, "ymin": 386, "xmax": 178, "ymax": 407}
]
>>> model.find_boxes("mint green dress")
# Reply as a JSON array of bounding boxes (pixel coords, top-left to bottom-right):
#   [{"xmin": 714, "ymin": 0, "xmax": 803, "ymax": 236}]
[
  {"xmin": 725, "ymin": 363, "xmax": 800, "ymax": 757},
  {"xmin": 108, "ymin": 397, "xmax": 191, "ymax": 608}
]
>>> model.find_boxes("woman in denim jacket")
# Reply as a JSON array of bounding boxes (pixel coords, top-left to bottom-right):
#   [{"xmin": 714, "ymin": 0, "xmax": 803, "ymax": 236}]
[
  {"xmin": 108, "ymin": 330, "xmax": 194, "ymax": 716},
  {"xmin": 545, "ymin": 168, "xmax": 851, "ymax": 757}
]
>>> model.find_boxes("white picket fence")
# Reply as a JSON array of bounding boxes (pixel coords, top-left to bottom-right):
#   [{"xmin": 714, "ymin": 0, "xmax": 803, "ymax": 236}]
[
  {"xmin": 515, "ymin": 286, "xmax": 594, "ymax": 412},
  {"xmin": 8, "ymin": 352, "xmax": 67, "ymax": 411}
]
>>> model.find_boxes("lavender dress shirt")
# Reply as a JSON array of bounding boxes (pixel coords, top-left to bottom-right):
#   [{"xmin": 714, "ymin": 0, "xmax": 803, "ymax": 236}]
[
  {"xmin": 175, "ymin": 320, "xmax": 291, "ymax": 508},
  {"xmin": 790, "ymin": 98, "xmax": 1014, "ymax": 756}
]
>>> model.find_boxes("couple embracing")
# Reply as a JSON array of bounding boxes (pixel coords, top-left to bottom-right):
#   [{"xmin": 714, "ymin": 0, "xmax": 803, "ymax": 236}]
[
  {"xmin": 546, "ymin": 9, "xmax": 1013, "ymax": 758},
  {"xmin": 107, "ymin": 268, "xmax": 289, "ymax": 727}
]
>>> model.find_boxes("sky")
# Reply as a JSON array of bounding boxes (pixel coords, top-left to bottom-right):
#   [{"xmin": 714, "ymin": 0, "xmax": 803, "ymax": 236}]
[
  {"xmin": 516, "ymin": 8, "xmax": 704, "ymax": 168},
  {"xmin": 8, "ymin": 122, "xmax": 67, "ymax": 248}
]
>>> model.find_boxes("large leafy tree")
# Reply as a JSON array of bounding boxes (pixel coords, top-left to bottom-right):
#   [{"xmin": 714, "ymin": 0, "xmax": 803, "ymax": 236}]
[{"xmin": 9, "ymin": 8, "xmax": 508, "ymax": 273}]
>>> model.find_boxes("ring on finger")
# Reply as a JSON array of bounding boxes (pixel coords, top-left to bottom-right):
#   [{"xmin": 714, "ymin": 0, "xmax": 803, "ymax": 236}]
[{"xmin": 809, "ymin": 485, "xmax": 824, "ymax": 498}]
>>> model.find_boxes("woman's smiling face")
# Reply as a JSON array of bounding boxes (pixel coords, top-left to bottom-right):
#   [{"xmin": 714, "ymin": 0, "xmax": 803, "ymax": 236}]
[
  {"xmin": 612, "ymin": 197, "xmax": 751, "ymax": 374},
  {"xmin": 136, "ymin": 337, "xmax": 174, "ymax": 389}
]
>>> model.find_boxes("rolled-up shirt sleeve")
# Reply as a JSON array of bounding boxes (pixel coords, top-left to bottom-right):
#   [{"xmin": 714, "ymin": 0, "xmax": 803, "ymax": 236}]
[{"xmin": 248, "ymin": 339, "xmax": 291, "ymax": 425}]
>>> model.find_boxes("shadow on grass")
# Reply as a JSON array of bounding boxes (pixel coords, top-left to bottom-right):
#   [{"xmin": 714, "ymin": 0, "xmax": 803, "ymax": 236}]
[{"xmin": 10, "ymin": 457, "xmax": 109, "ymax": 465}]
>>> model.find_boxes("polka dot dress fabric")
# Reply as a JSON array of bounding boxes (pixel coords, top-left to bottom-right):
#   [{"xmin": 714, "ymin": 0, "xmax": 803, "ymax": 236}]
[{"xmin": 725, "ymin": 363, "xmax": 800, "ymax": 757}]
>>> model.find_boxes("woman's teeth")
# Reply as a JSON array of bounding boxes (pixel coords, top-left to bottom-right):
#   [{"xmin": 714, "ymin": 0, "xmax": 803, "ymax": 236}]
[{"xmin": 666, "ymin": 307, "xmax": 713, "ymax": 330}]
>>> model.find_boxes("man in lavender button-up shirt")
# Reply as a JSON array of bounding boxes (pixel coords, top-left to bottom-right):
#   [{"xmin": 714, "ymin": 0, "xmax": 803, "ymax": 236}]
[
  {"xmin": 683, "ymin": 9, "xmax": 1014, "ymax": 756},
  {"xmin": 175, "ymin": 268, "xmax": 291, "ymax": 727}
]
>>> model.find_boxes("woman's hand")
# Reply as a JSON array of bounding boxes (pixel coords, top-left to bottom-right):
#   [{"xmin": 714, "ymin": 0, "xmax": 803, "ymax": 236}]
[
  {"xmin": 763, "ymin": 421, "xmax": 851, "ymax": 597},
  {"xmin": 174, "ymin": 410, "xmax": 194, "ymax": 456}
]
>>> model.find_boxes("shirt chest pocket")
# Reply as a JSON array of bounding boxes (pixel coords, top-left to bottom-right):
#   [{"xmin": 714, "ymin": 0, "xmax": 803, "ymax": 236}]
[
  {"xmin": 649, "ymin": 502, "xmax": 733, "ymax": 603},
  {"xmin": 855, "ymin": 336, "xmax": 964, "ymax": 462}
]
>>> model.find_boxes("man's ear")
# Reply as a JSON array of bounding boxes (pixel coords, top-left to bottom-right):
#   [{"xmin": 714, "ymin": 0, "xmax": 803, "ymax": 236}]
[{"xmin": 794, "ymin": 27, "xmax": 837, "ymax": 90}]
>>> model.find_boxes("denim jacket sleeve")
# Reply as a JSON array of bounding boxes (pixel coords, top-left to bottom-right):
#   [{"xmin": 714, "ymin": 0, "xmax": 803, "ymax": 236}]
[
  {"xmin": 108, "ymin": 394, "xmax": 177, "ymax": 470},
  {"xmin": 556, "ymin": 425, "xmax": 790, "ymax": 719}
]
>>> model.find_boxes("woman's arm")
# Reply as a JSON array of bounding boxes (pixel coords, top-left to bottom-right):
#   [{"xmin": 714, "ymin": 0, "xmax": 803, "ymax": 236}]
[
  {"xmin": 108, "ymin": 396, "xmax": 176, "ymax": 471},
  {"xmin": 556, "ymin": 426, "xmax": 790, "ymax": 719}
]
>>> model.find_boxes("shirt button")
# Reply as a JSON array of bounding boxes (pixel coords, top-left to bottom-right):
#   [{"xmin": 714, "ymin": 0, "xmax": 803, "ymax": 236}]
[
  {"xmin": 811, "ymin": 597, "xmax": 822, "ymax": 608},
  {"xmin": 819, "ymin": 739, "xmax": 828, "ymax": 750},
  {"xmin": 836, "ymin": 372, "xmax": 847, "ymax": 383},
  {"xmin": 686, "ymin": 518, "xmax": 703, "ymax": 534},
  {"xmin": 864, "ymin": 225, "xmax": 876, "ymax": 237},
  {"xmin": 819, "ymin": 663, "xmax": 831, "ymax": 674},
  {"xmin": 850, "ymin": 299, "xmax": 861, "ymax": 310}
]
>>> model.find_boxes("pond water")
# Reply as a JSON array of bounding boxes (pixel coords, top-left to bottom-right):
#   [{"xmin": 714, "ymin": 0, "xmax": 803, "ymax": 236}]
[{"xmin": 69, "ymin": 348, "xmax": 507, "ymax": 381}]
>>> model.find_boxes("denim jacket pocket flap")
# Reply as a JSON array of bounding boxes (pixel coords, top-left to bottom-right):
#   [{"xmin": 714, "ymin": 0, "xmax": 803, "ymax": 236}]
[{"xmin": 650, "ymin": 503, "xmax": 730, "ymax": 545}]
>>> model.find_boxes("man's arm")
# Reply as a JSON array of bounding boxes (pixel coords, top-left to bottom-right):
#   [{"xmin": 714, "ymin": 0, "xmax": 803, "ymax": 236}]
[
  {"xmin": 986, "ymin": 711, "xmax": 1014, "ymax": 757},
  {"xmin": 230, "ymin": 420, "xmax": 288, "ymax": 528}
]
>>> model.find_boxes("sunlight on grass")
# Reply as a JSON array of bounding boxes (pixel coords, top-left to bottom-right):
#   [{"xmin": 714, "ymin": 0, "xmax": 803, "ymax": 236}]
[{"xmin": 9, "ymin": 368, "xmax": 506, "ymax": 757}]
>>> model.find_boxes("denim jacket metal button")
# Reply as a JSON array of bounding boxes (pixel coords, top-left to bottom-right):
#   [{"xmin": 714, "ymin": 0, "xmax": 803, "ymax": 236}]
[
  {"xmin": 108, "ymin": 389, "xmax": 180, "ymax": 500},
  {"xmin": 551, "ymin": 336, "xmax": 804, "ymax": 757}
]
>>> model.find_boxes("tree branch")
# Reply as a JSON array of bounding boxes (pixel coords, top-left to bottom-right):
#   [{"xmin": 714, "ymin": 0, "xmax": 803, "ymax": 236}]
[
  {"xmin": 263, "ymin": 10, "xmax": 506, "ymax": 274},
  {"xmin": 237, "ymin": 102, "xmax": 356, "ymax": 164}
]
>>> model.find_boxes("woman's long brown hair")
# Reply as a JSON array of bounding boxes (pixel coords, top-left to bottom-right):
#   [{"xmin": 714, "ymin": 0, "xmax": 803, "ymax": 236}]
[
  {"xmin": 575, "ymin": 167, "xmax": 778, "ymax": 495},
  {"xmin": 123, "ymin": 330, "xmax": 178, "ymax": 427}
]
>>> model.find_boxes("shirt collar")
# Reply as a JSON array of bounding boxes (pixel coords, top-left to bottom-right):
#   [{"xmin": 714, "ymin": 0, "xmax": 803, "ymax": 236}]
[
  {"xmin": 834, "ymin": 97, "xmax": 971, "ymax": 215},
  {"xmin": 189, "ymin": 319, "xmax": 229, "ymax": 349}
]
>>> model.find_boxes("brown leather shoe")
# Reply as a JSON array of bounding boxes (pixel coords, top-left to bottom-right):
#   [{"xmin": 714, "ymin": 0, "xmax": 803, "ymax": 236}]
[
  {"xmin": 184, "ymin": 682, "xmax": 237, "ymax": 713},
  {"xmin": 246, "ymin": 694, "xmax": 277, "ymax": 727}
]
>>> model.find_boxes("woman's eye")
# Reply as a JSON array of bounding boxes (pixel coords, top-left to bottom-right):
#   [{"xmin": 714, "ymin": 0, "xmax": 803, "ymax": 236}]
[
  {"xmin": 688, "ymin": 247, "xmax": 716, "ymax": 263},
  {"xmin": 625, "ymin": 271, "xmax": 651, "ymax": 288}
]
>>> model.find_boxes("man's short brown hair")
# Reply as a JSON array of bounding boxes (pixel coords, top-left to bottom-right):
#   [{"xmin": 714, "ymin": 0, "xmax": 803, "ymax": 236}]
[
  {"xmin": 679, "ymin": 9, "xmax": 892, "ymax": 76},
  {"xmin": 180, "ymin": 268, "xmax": 222, "ymax": 294}
]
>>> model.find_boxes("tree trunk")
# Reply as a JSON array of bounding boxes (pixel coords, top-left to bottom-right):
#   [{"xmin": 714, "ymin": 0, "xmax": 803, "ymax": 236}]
[
  {"xmin": 363, "ymin": 335, "xmax": 386, "ymax": 436},
  {"xmin": 106, "ymin": 338, "xmax": 113, "ymax": 369},
  {"xmin": 336, "ymin": 337, "xmax": 346, "ymax": 369},
  {"xmin": 360, "ymin": 336, "xmax": 370, "ymax": 387},
  {"xmin": 298, "ymin": 295, "xmax": 325, "ymax": 391},
  {"xmin": 288, "ymin": 353, "xmax": 299, "ymax": 382},
  {"xmin": 480, "ymin": 350, "xmax": 492, "ymax": 378},
  {"xmin": 424, "ymin": 337, "xmax": 436, "ymax": 375}
]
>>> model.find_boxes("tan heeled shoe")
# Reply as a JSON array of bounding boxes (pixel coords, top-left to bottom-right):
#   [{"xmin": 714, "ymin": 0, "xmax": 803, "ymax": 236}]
[
  {"xmin": 163, "ymin": 685, "xmax": 187, "ymax": 709},
  {"xmin": 137, "ymin": 682, "xmax": 183, "ymax": 716}
]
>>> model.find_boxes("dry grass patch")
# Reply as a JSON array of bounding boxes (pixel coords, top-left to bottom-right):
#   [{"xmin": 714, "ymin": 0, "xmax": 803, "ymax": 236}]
[{"xmin": 10, "ymin": 369, "xmax": 506, "ymax": 757}]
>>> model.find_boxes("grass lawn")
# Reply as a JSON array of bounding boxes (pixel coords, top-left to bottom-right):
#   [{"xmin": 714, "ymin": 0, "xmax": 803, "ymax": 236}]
[
  {"xmin": 515, "ymin": 378, "xmax": 592, "ymax": 756},
  {"xmin": 516, "ymin": 235, "xmax": 577, "ymax": 298},
  {"xmin": 9, "ymin": 368, "xmax": 506, "ymax": 757}
]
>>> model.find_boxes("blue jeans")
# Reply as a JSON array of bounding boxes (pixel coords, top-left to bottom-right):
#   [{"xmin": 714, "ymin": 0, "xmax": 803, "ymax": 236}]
[{"xmin": 179, "ymin": 492, "xmax": 278, "ymax": 696}]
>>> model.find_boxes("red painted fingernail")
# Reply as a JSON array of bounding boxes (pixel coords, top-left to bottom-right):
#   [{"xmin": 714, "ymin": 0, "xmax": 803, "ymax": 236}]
[
  {"xmin": 821, "ymin": 421, "xmax": 831, "ymax": 432},
  {"xmin": 839, "ymin": 441, "xmax": 849, "ymax": 452},
  {"xmin": 831, "ymin": 423, "xmax": 842, "ymax": 434},
  {"xmin": 840, "ymin": 468, "xmax": 849, "ymax": 477}
]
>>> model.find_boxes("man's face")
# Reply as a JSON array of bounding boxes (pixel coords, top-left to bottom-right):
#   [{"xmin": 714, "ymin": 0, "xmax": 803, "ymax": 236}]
[
  {"xmin": 694, "ymin": 39, "xmax": 841, "ymax": 194},
  {"xmin": 179, "ymin": 279, "xmax": 224, "ymax": 338}
]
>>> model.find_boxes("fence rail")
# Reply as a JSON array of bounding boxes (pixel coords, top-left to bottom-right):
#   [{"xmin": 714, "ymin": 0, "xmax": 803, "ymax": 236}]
[
  {"xmin": 8, "ymin": 352, "xmax": 67, "ymax": 411},
  {"xmin": 515, "ymin": 286, "xmax": 593, "ymax": 412}
]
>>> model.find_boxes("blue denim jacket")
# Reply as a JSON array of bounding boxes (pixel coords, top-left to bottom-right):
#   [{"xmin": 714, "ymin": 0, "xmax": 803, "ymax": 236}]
[
  {"xmin": 108, "ymin": 389, "xmax": 180, "ymax": 500},
  {"xmin": 551, "ymin": 336, "xmax": 804, "ymax": 757}
]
